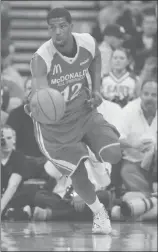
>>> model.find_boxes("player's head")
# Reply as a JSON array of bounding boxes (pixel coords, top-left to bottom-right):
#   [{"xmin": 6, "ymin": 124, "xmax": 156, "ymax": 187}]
[
  {"xmin": 140, "ymin": 78, "xmax": 157, "ymax": 114},
  {"xmin": 111, "ymin": 47, "xmax": 132, "ymax": 72},
  {"xmin": 47, "ymin": 8, "xmax": 73, "ymax": 47}
]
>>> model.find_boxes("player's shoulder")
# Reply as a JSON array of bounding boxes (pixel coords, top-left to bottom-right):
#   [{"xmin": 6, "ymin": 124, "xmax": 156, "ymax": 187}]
[
  {"xmin": 73, "ymin": 32, "xmax": 96, "ymax": 57},
  {"xmin": 73, "ymin": 32, "xmax": 95, "ymax": 42},
  {"xmin": 36, "ymin": 39, "xmax": 54, "ymax": 55},
  {"xmin": 32, "ymin": 39, "xmax": 55, "ymax": 74}
]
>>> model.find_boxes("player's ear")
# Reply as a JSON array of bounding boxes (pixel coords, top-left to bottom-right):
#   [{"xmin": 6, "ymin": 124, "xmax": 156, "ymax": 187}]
[{"xmin": 70, "ymin": 23, "xmax": 73, "ymax": 32}]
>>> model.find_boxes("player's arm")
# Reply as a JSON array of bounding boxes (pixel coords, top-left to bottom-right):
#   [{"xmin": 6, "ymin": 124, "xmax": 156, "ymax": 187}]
[
  {"xmin": 24, "ymin": 54, "xmax": 49, "ymax": 115},
  {"xmin": 88, "ymin": 41, "xmax": 102, "ymax": 93},
  {"xmin": 87, "ymin": 41, "xmax": 102, "ymax": 108},
  {"xmin": 30, "ymin": 53, "xmax": 48, "ymax": 94}
]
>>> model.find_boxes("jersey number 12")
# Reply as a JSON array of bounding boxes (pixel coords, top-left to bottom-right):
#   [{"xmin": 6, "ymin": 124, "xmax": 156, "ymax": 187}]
[{"xmin": 61, "ymin": 83, "xmax": 82, "ymax": 102}]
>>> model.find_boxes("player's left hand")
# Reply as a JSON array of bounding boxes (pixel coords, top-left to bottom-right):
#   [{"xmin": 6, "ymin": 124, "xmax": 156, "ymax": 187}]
[{"xmin": 86, "ymin": 91, "xmax": 102, "ymax": 109}]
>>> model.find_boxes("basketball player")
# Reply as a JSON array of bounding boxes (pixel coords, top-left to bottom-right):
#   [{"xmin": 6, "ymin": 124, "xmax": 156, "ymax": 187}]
[{"xmin": 28, "ymin": 8, "xmax": 122, "ymax": 234}]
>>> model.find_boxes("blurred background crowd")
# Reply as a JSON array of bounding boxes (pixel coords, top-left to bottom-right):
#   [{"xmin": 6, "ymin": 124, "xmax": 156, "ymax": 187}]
[{"xmin": 1, "ymin": 1, "xmax": 157, "ymax": 222}]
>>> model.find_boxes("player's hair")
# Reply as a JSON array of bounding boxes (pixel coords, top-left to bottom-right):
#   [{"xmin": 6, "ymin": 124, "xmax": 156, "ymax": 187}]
[{"xmin": 47, "ymin": 8, "xmax": 72, "ymax": 24}]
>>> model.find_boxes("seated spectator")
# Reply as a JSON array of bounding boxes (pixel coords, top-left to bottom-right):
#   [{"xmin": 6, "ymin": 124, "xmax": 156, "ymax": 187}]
[
  {"xmin": 101, "ymin": 47, "xmax": 137, "ymax": 107},
  {"xmin": 1, "ymin": 125, "xmax": 33, "ymax": 219},
  {"xmin": 131, "ymin": 8, "xmax": 157, "ymax": 74},
  {"xmin": 1, "ymin": 124, "xmax": 56, "ymax": 221},
  {"xmin": 118, "ymin": 78, "xmax": 157, "ymax": 197},
  {"xmin": 7, "ymin": 77, "xmax": 43, "ymax": 158},
  {"xmin": 99, "ymin": 24, "xmax": 127, "ymax": 77}
]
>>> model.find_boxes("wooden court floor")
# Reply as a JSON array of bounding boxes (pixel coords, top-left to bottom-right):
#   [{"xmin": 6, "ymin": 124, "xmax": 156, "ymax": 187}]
[{"xmin": 1, "ymin": 221, "xmax": 157, "ymax": 251}]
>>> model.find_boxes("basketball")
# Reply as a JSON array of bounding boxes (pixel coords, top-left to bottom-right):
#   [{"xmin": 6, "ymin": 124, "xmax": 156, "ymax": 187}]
[{"xmin": 30, "ymin": 88, "xmax": 65, "ymax": 124}]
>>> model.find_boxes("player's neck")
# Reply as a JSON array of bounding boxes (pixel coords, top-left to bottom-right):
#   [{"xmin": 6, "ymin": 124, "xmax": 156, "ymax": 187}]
[{"xmin": 54, "ymin": 35, "xmax": 77, "ymax": 58}]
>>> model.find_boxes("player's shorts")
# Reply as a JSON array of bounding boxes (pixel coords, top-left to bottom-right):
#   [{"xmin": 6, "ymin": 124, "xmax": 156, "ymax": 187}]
[{"xmin": 34, "ymin": 111, "xmax": 120, "ymax": 176}]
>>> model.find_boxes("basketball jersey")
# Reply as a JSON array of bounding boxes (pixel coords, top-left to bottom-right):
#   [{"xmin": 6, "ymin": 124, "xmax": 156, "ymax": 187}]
[
  {"xmin": 102, "ymin": 71, "xmax": 137, "ymax": 107},
  {"xmin": 32, "ymin": 33, "xmax": 96, "ymax": 144}
]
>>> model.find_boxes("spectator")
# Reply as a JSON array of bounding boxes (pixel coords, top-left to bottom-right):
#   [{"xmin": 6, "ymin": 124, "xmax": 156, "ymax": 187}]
[
  {"xmin": 118, "ymin": 79, "xmax": 157, "ymax": 197},
  {"xmin": 136, "ymin": 56, "xmax": 157, "ymax": 96},
  {"xmin": 98, "ymin": 1, "xmax": 126, "ymax": 32},
  {"xmin": 101, "ymin": 47, "xmax": 137, "ymax": 107},
  {"xmin": 126, "ymin": 1, "xmax": 143, "ymax": 32},
  {"xmin": 1, "ymin": 125, "xmax": 34, "ymax": 219},
  {"xmin": 131, "ymin": 8, "xmax": 157, "ymax": 74},
  {"xmin": 99, "ymin": 24, "xmax": 127, "ymax": 77},
  {"xmin": 7, "ymin": 77, "xmax": 42, "ymax": 158}
]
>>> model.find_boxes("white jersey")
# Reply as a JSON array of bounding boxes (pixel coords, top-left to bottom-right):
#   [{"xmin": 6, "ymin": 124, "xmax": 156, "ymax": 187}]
[{"xmin": 102, "ymin": 71, "xmax": 137, "ymax": 107}]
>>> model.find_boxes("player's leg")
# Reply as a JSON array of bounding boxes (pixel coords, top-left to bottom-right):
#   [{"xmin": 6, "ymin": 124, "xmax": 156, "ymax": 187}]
[
  {"xmin": 34, "ymin": 120, "xmax": 112, "ymax": 233},
  {"xmin": 83, "ymin": 112, "xmax": 122, "ymax": 165},
  {"xmin": 70, "ymin": 159, "xmax": 112, "ymax": 234},
  {"xmin": 82, "ymin": 112, "xmax": 121, "ymax": 233}
]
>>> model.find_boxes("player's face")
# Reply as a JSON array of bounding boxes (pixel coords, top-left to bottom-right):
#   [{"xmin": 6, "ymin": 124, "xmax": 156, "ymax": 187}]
[
  {"xmin": 141, "ymin": 81, "xmax": 157, "ymax": 113},
  {"xmin": 111, "ymin": 50, "xmax": 129, "ymax": 71},
  {"xmin": 48, "ymin": 17, "xmax": 73, "ymax": 47}
]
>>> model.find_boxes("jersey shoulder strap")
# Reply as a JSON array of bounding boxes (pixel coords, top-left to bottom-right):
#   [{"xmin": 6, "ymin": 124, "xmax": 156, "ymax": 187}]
[
  {"xmin": 73, "ymin": 32, "xmax": 96, "ymax": 58},
  {"xmin": 33, "ymin": 39, "xmax": 56, "ymax": 73}
]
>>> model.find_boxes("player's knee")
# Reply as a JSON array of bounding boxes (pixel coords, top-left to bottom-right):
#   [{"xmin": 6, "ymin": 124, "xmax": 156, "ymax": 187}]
[{"xmin": 100, "ymin": 144, "xmax": 122, "ymax": 164}]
